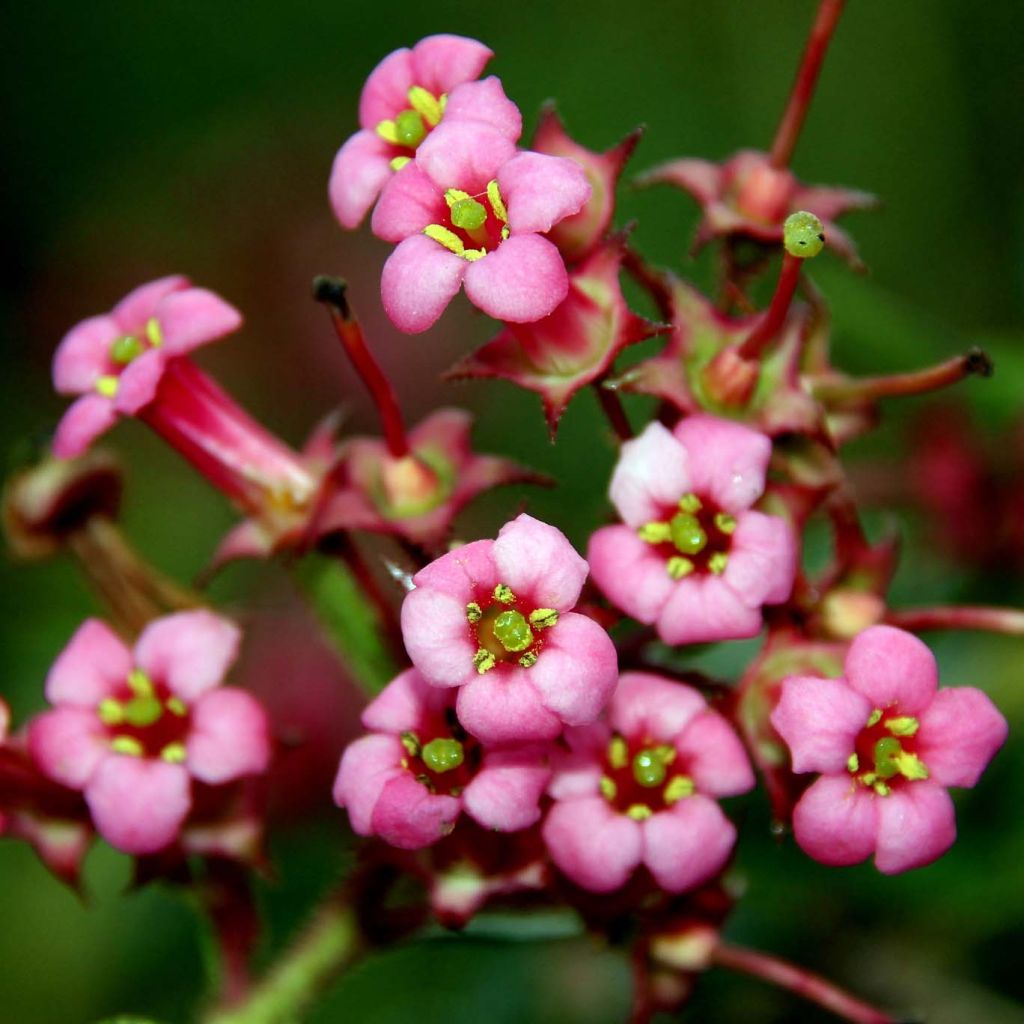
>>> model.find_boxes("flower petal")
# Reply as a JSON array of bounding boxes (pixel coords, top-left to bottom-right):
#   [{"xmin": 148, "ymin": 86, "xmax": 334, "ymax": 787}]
[
  {"xmin": 187, "ymin": 688, "xmax": 270, "ymax": 784},
  {"xmin": 52, "ymin": 393, "xmax": 119, "ymax": 459},
  {"xmin": 608, "ymin": 421, "xmax": 692, "ymax": 527},
  {"xmin": 657, "ymin": 574, "xmax": 763, "ymax": 645},
  {"xmin": 463, "ymin": 234, "xmax": 568, "ymax": 323},
  {"xmin": 587, "ymin": 526, "xmax": 676, "ymax": 625},
  {"xmin": 642, "ymin": 795, "xmax": 737, "ymax": 893},
  {"xmin": 371, "ymin": 773, "xmax": 460, "ymax": 849},
  {"xmin": 112, "ymin": 349, "xmax": 166, "ymax": 414},
  {"xmin": 52, "ymin": 315, "xmax": 119, "ymax": 394},
  {"xmin": 499, "ymin": 152, "xmax": 591, "ymax": 235},
  {"xmin": 916, "ymin": 687, "xmax": 1008, "ymax": 789},
  {"xmin": 112, "ymin": 276, "xmax": 189, "ymax": 332},
  {"xmin": 723, "ymin": 511, "xmax": 796, "ymax": 608},
  {"xmin": 455, "ymin": 669, "xmax": 562, "ymax": 743},
  {"xmin": 542, "ymin": 796, "xmax": 642, "ymax": 892},
  {"xmin": 493, "ymin": 513, "xmax": 588, "ymax": 610},
  {"xmin": 676, "ymin": 710, "xmax": 755, "ymax": 797},
  {"xmin": 332, "ymin": 734, "xmax": 405, "ymax": 834},
  {"xmin": 844, "ymin": 625, "xmax": 938, "ymax": 715},
  {"xmin": 610, "ymin": 672, "xmax": 706, "ymax": 741},
  {"xmin": 329, "ymin": 130, "xmax": 395, "ymax": 229},
  {"xmin": 358, "ymin": 47, "xmax": 415, "ymax": 129},
  {"xmin": 380, "ymin": 233, "xmax": 467, "ymax": 334},
  {"xmin": 874, "ymin": 781, "xmax": 956, "ymax": 874},
  {"xmin": 372, "ymin": 164, "xmax": 446, "ymax": 242},
  {"xmin": 45, "ymin": 619, "xmax": 132, "ymax": 706},
  {"xmin": 415, "ymin": 121, "xmax": 515, "ymax": 192},
  {"xmin": 155, "ymin": 287, "xmax": 242, "ymax": 356},
  {"xmin": 444, "ymin": 76, "xmax": 521, "ymax": 139},
  {"xmin": 792, "ymin": 774, "xmax": 878, "ymax": 867},
  {"xmin": 463, "ymin": 747, "xmax": 550, "ymax": 831},
  {"xmin": 409, "ymin": 34, "xmax": 493, "ymax": 97},
  {"xmin": 400, "ymin": 586, "xmax": 477, "ymax": 688},
  {"xmin": 411, "ymin": 539, "xmax": 499, "ymax": 602},
  {"xmin": 28, "ymin": 708, "xmax": 108, "ymax": 789}
]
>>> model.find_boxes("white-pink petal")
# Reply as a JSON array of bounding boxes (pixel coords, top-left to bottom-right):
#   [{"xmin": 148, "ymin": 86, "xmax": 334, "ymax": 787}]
[
  {"xmin": 112, "ymin": 276, "xmax": 189, "ymax": 332},
  {"xmin": 498, "ymin": 152, "xmax": 591, "ymax": 235},
  {"xmin": 416, "ymin": 121, "xmax": 515, "ymax": 193},
  {"xmin": 844, "ymin": 625, "xmax": 938, "ymax": 716},
  {"xmin": 463, "ymin": 234, "xmax": 568, "ymax": 323},
  {"xmin": 543, "ymin": 796, "xmax": 643, "ymax": 892},
  {"xmin": 381, "ymin": 233, "xmax": 467, "ymax": 334},
  {"xmin": 371, "ymin": 773, "xmax": 461, "ymax": 849},
  {"xmin": 187, "ymin": 688, "xmax": 270, "ymax": 784},
  {"xmin": 411, "ymin": 539, "xmax": 498, "ymax": 602},
  {"xmin": 372, "ymin": 164, "xmax": 446, "ymax": 242},
  {"xmin": 723, "ymin": 511, "xmax": 796, "ymax": 608},
  {"xmin": 874, "ymin": 781, "xmax": 956, "ymax": 874},
  {"xmin": 916, "ymin": 687, "xmax": 1008, "ymax": 789},
  {"xmin": 155, "ymin": 287, "xmax": 242, "ymax": 356},
  {"xmin": 493, "ymin": 513, "xmax": 588, "ymax": 610},
  {"xmin": 332, "ymin": 734, "xmax": 406, "ymax": 834},
  {"xmin": 112, "ymin": 349, "xmax": 166, "ymax": 415},
  {"xmin": 409, "ymin": 34, "xmax": 493, "ymax": 98},
  {"xmin": 52, "ymin": 314, "xmax": 119, "ymax": 395},
  {"xmin": 642, "ymin": 795, "xmax": 737, "ymax": 893},
  {"xmin": 358, "ymin": 47, "xmax": 416, "ymax": 129},
  {"xmin": 676, "ymin": 710, "xmax": 755, "ymax": 797},
  {"xmin": 400, "ymin": 586, "xmax": 477, "ymax": 688},
  {"xmin": 52, "ymin": 393, "xmax": 119, "ymax": 459},
  {"xmin": 455, "ymin": 669, "xmax": 563, "ymax": 744},
  {"xmin": 610, "ymin": 673, "xmax": 705, "ymax": 742},
  {"xmin": 587, "ymin": 526, "xmax": 676, "ymax": 625},
  {"xmin": 444, "ymin": 77, "xmax": 521, "ymax": 140},
  {"xmin": 657, "ymin": 574, "xmax": 763, "ymax": 645},
  {"xmin": 463, "ymin": 747, "xmax": 550, "ymax": 832},
  {"xmin": 28, "ymin": 708, "xmax": 108, "ymax": 789},
  {"xmin": 792, "ymin": 774, "xmax": 878, "ymax": 867},
  {"xmin": 608, "ymin": 422, "xmax": 692, "ymax": 528},
  {"xmin": 361, "ymin": 668, "xmax": 435, "ymax": 733},
  {"xmin": 46, "ymin": 619, "xmax": 132, "ymax": 706},
  {"xmin": 329, "ymin": 130, "xmax": 395, "ymax": 229}
]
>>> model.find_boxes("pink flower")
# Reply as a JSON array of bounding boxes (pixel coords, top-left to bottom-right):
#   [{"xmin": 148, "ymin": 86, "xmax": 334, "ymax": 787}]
[
  {"xmin": 542, "ymin": 672, "xmax": 754, "ymax": 893},
  {"xmin": 333, "ymin": 668, "xmax": 550, "ymax": 850},
  {"xmin": 51, "ymin": 276, "xmax": 242, "ymax": 459},
  {"xmin": 587, "ymin": 416, "xmax": 796, "ymax": 644},
  {"xmin": 329, "ymin": 35, "xmax": 518, "ymax": 229},
  {"xmin": 373, "ymin": 122, "xmax": 591, "ymax": 332},
  {"xmin": 28, "ymin": 612, "xmax": 270, "ymax": 855},
  {"xmin": 400, "ymin": 513, "xmax": 618, "ymax": 743},
  {"xmin": 770, "ymin": 624, "xmax": 1008, "ymax": 874}
]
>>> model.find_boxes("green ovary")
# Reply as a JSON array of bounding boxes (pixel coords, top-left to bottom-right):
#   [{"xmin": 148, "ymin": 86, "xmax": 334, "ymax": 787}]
[
  {"xmin": 493, "ymin": 610, "xmax": 534, "ymax": 653},
  {"xmin": 669, "ymin": 512, "xmax": 707, "ymax": 555},
  {"xmin": 422, "ymin": 738, "xmax": 465, "ymax": 774}
]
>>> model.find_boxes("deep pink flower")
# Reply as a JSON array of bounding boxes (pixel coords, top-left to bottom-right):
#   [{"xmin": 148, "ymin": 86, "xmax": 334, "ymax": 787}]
[
  {"xmin": 329, "ymin": 35, "xmax": 518, "ymax": 229},
  {"xmin": 51, "ymin": 276, "xmax": 242, "ymax": 459},
  {"xmin": 400, "ymin": 513, "xmax": 618, "ymax": 743},
  {"xmin": 28, "ymin": 612, "xmax": 270, "ymax": 855},
  {"xmin": 542, "ymin": 672, "xmax": 754, "ymax": 893},
  {"xmin": 588, "ymin": 416, "xmax": 796, "ymax": 644},
  {"xmin": 771, "ymin": 624, "xmax": 1008, "ymax": 874},
  {"xmin": 333, "ymin": 668, "xmax": 551, "ymax": 850},
  {"xmin": 373, "ymin": 121, "xmax": 591, "ymax": 332}
]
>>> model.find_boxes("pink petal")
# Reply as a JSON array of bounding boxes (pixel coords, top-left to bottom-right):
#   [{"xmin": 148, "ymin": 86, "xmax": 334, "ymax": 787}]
[
  {"xmin": 794, "ymin": 183, "xmax": 877, "ymax": 221},
  {"xmin": 361, "ymin": 668, "xmax": 437, "ymax": 733},
  {"xmin": 463, "ymin": 234, "xmax": 568, "ymax": 323},
  {"xmin": 723, "ymin": 511, "xmax": 796, "ymax": 608},
  {"xmin": 329, "ymin": 130, "xmax": 396, "ymax": 229},
  {"xmin": 358, "ymin": 47, "xmax": 415, "ymax": 129},
  {"xmin": 874, "ymin": 781, "xmax": 956, "ymax": 874},
  {"xmin": 844, "ymin": 625, "xmax": 938, "ymax": 715},
  {"xmin": 112, "ymin": 349, "xmax": 166, "ymax": 414},
  {"xmin": 642, "ymin": 795, "xmax": 737, "ymax": 893},
  {"xmin": 52, "ymin": 314, "xmax": 119, "ymax": 394},
  {"xmin": 332, "ymin": 734, "xmax": 405, "ymax": 834},
  {"xmin": 672, "ymin": 414, "xmax": 771, "ymax": 513},
  {"xmin": 415, "ymin": 121, "xmax": 515, "ymax": 192},
  {"xmin": 499, "ymin": 152, "xmax": 591, "ymax": 235},
  {"xmin": 85, "ymin": 756, "xmax": 191, "ymax": 855},
  {"xmin": 527, "ymin": 612, "xmax": 618, "ymax": 726},
  {"xmin": 411, "ymin": 539, "xmax": 499, "ymax": 602},
  {"xmin": 676, "ymin": 710, "xmax": 755, "ymax": 797},
  {"xmin": 637, "ymin": 157, "xmax": 722, "ymax": 203},
  {"xmin": 370, "ymin": 773, "xmax": 460, "ymax": 849},
  {"xmin": 111, "ymin": 276, "xmax": 189, "ymax": 331},
  {"xmin": 916, "ymin": 687, "xmax": 1008, "ymax": 789},
  {"xmin": 770, "ymin": 675, "xmax": 871, "ymax": 775},
  {"xmin": 656, "ymin": 574, "xmax": 763, "ymax": 645},
  {"xmin": 134, "ymin": 610, "xmax": 241, "ymax": 702},
  {"xmin": 28, "ymin": 708, "xmax": 107, "ymax": 789},
  {"xmin": 444, "ymin": 77, "xmax": 521, "ymax": 139},
  {"xmin": 611, "ymin": 673, "xmax": 706, "ymax": 741},
  {"xmin": 187, "ymin": 688, "xmax": 270, "ymax": 784},
  {"xmin": 408, "ymin": 407, "xmax": 474, "ymax": 460},
  {"xmin": 371, "ymin": 164, "xmax": 446, "ymax": 242},
  {"xmin": 608, "ymin": 421, "xmax": 692, "ymax": 527},
  {"xmin": 542, "ymin": 796, "xmax": 642, "ymax": 892},
  {"xmin": 381, "ymin": 233, "xmax": 467, "ymax": 334},
  {"xmin": 587, "ymin": 526, "xmax": 676, "ymax": 625},
  {"xmin": 455, "ymin": 669, "xmax": 563, "ymax": 743},
  {"xmin": 548, "ymin": 728, "xmax": 607, "ymax": 799},
  {"xmin": 463, "ymin": 747, "xmax": 550, "ymax": 831},
  {"xmin": 46, "ymin": 618, "xmax": 132, "ymax": 706},
  {"xmin": 409, "ymin": 34, "xmax": 493, "ymax": 97},
  {"xmin": 493, "ymin": 513, "xmax": 588, "ymax": 610},
  {"xmin": 792, "ymin": 774, "xmax": 878, "ymax": 867},
  {"xmin": 400, "ymin": 586, "xmax": 477, "ymax": 688},
  {"xmin": 208, "ymin": 519, "xmax": 276, "ymax": 569},
  {"xmin": 52, "ymin": 393, "xmax": 119, "ymax": 459},
  {"xmin": 155, "ymin": 287, "xmax": 242, "ymax": 356}
]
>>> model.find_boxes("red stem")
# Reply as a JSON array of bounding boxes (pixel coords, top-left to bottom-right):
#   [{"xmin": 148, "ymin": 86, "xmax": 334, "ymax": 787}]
[
  {"xmin": 594, "ymin": 382, "xmax": 634, "ymax": 441},
  {"xmin": 770, "ymin": 0, "xmax": 847, "ymax": 168},
  {"xmin": 314, "ymin": 277, "xmax": 409, "ymax": 458},
  {"xmin": 886, "ymin": 605, "xmax": 1024, "ymax": 636},
  {"xmin": 712, "ymin": 943, "xmax": 897, "ymax": 1024},
  {"xmin": 737, "ymin": 253, "xmax": 802, "ymax": 360}
]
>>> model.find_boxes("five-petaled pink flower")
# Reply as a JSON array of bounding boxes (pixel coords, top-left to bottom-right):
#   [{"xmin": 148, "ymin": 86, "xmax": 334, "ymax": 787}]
[
  {"xmin": 401, "ymin": 513, "xmax": 618, "ymax": 744},
  {"xmin": 52, "ymin": 276, "xmax": 242, "ymax": 459},
  {"xmin": 543, "ymin": 672, "xmax": 754, "ymax": 893},
  {"xmin": 28, "ymin": 612, "xmax": 270, "ymax": 855},
  {"xmin": 771, "ymin": 624, "xmax": 1008, "ymax": 874},
  {"xmin": 329, "ymin": 34, "xmax": 520, "ymax": 229},
  {"xmin": 587, "ymin": 416, "xmax": 796, "ymax": 644},
  {"xmin": 333, "ymin": 668, "xmax": 551, "ymax": 850},
  {"xmin": 373, "ymin": 121, "xmax": 591, "ymax": 332}
]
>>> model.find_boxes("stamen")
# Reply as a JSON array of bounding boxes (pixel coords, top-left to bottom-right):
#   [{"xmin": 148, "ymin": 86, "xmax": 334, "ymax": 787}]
[
  {"xmin": 866, "ymin": 708, "xmax": 883, "ymax": 727},
  {"xmin": 110, "ymin": 736, "xmax": 143, "ymax": 757},
  {"xmin": 390, "ymin": 156, "xmax": 411, "ymax": 171},
  {"xmin": 407, "ymin": 86, "xmax": 442, "ymax": 127},
  {"xmin": 401, "ymin": 731, "xmax": 421, "ymax": 757},
  {"xmin": 873, "ymin": 781, "xmax": 891, "ymax": 797},
  {"xmin": 127, "ymin": 669, "xmax": 154, "ymax": 697},
  {"xmin": 607, "ymin": 735, "xmax": 628, "ymax": 770},
  {"xmin": 663, "ymin": 775, "xmax": 694, "ymax": 803},
  {"xmin": 486, "ymin": 180, "xmax": 508, "ymax": 223},
  {"xmin": 714, "ymin": 512, "xmax": 737, "ymax": 534},
  {"xmin": 846, "ymin": 753, "xmax": 859, "ymax": 773},
  {"xmin": 518, "ymin": 652, "xmax": 538, "ymax": 668},
  {"xmin": 708, "ymin": 552, "xmax": 729, "ymax": 575},
  {"xmin": 466, "ymin": 602, "xmax": 483, "ymax": 624},
  {"xmin": 626, "ymin": 803, "xmax": 653, "ymax": 821},
  {"xmin": 529, "ymin": 608, "xmax": 559, "ymax": 629},
  {"xmin": 893, "ymin": 751, "xmax": 929, "ymax": 781},
  {"xmin": 493, "ymin": 584, "xmax": 516, "ymax": 604},
  {"xmin": 421, "ymin": 738, "xmax": 464, "ymax": 773},
  {"xmin": 886, "ymin": 716, "xmax": 919, "ymax": 737},
  {"xmin": 375, "ymin": 120, "xmax": 400, "ymax": 144},
  {"xmin": 166, "ymin": 697, "xmax": 187, "ymax": 716},
  {"xmin": 98, "ymin": 699, "xmax": 124, "ymax": 726},
  {"xmin": 638, "ymin": 522, "xmax": 672, "ymax": 544},
  {"xmin": 473, "ymin": 649, "xmax": 496, "ymax": 674},
  {"xmin": 667, "ymin": 556, "xmax": 695, "ymax": 580},
  {"xmin": 161, "ymin": 742, "xmax": 186, "ymax": 764},
  {"xmin": 424, "ymin": 224, "xmax": 466, "ymax": 255},
  {"xmin": 678, "ymin": 494, "xmax": 702, "ymax": 514},
  {"xmin": 145, "ymin": 317, "xmax": 163, "ymax": 347},
  {"xmin": 95, "ymin": 375, "xmax": 119, "ymax": 398},
  {"xmin": 599, "ymin": 776, "xmax": 617, "ymax": 800}
]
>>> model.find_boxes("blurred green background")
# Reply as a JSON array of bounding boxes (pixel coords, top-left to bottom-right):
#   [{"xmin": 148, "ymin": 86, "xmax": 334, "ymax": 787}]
[{"xmin": 2, "ymin": 1, "xmax": 1023, "ymax": 1021}]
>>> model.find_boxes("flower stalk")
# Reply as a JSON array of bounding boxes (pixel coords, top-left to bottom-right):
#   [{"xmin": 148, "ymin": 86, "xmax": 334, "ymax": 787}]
[{"xmin": 885, "ymin": 605, "xmax": 1024, "ymax": 636}]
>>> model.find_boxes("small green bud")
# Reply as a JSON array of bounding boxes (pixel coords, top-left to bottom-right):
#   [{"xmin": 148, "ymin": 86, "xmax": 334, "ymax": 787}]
[{"xmin": 783, "ymin": 211, "xmax": 825, "ymax": 259}]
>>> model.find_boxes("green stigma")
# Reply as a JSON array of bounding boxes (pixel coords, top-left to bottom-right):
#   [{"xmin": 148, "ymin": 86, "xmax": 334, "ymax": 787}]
[
  {"xmin": 632, "ymin": 746, "xmax": 675, "ymax": 788},
  {"xmin": 669, "ymin": 512, "xmax": 707, "ymax": 555},
  {"xmin": 394, "ymin": 109, "xmax": 427, "ymax": 147},
  {"xmin": 493, "ymin": 610, "xmax": 534, "ymax": 653},
  {"xmin": 450, "ymin": 197, "xmax": 488, "ymax": 231},
  {"xmin": 422, "ymin": 738, "xmax": 465, "ymax": 774},
  {"xmin": 110, "ymin": 335, "xmax": 143, "ymax": 364},
  {"xmin": 783, "ymin": 211, "xmax": 825, "ymax": 259},
  {"xmin": 123, "ymin": 695, "xmax": 163, "ymax": 728}
]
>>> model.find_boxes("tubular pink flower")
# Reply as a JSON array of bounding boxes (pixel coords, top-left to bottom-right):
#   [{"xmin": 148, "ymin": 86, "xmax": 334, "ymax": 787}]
[
  {"xmin": 587, "ymin": 416, "xmax": 796, "ymax": 644},
  {"xmin": 27, "ymin": 612, "xmax": 270, "ymax": 856},
  {"xmin": 542, "ymin": 672, "xmax": 754, "ymax": 893},
  {"xmin": 401, "ymin": 513, "xmax": 617, "ymax": 744},
  {"xmin": 374, "ymin": 120, "xmax": 591, "ymax": 333},
  {"xmin": 329, "ymin": 34, "xmax": 521, "ymax": 229},
  {"xmin": 771, "ymin": 624, "xmax": 1008, "ymax": 874},
  {"xmin": 332, "ymin": 668, "xmax": 550, "ymax": 850},
  {"xmin": 51, "ymin": 277, "xmax": 242, "ymax": 459}
]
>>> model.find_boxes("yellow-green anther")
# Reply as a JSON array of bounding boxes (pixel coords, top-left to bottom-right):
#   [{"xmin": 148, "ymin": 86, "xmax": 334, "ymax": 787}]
[
  {"xmin": 166, "ymin": 697, "xmax": 187, "ymax": 717},
  {"xmin": 95, "ymin": 375, "xmax": 119, "ymax": 398},
  {"xmin": 128, "ymin": 669, "xmax": 154, "ymax": 697},
  {"xmin": 98, "ymin": 699, "xmax": 124, "ymax": 726},
  {"xmin": 407, "ymin": 86, "xmax": 442, "ymax": 126},
  {"xmin": 599, "ymin": 776, "xmax": 617, "ymax": 800},
  {"xmin": 678, "ymin": 493, "xmax": 702, "ymax": 514},
  {"xmin": 638, "ymin": 522, "xmax": 672, "ymax": 544},
  {"xmin": 529, "ymin": 608, "xmax": 558, "ymax": 629},
  {"xmin": 466, "ymin": 602, "xmax": 483, "ymax": 624},
  {"xmin": 860, "ymin": 772, "xmax": 877, "ymax": 787},
  {"xmin": 450, "ymin": 197, "xmax": 488, "ymax": 232},
  {"xmin": 424, "ymin": 224, "xmax": 466, "ymax": 255},
  {"xmin": 708, "ymin": 552, "xmax": 729, "ymax": 575},
  {"xmin": 494, "ymin": 610, "xmax": 533, "ymax": 653},
  {"xmin": 375, "ymin": 119, "xmax": 400, "ymax": 144},
  {"xmin": 493, "ymin": 584, "xmax": 516, "ymax": 604},
  {"xmin": 783, "ymin": 211, "xmax": 825, "ymax": 259},
  {"xmin": 846, "ymin": 753, "xmax": 859, "ymax": 773},
  {"xmin": 145, "ymin": 317, "xmax": 163, "ymax": 346},
  {"xmin": 626, "ymin": 803, "xmax": 653, "ymax": 821},
  {"xmin": 713, "ymin": 512, "xmax": 737, "ymax": 535},
  {"xmin": 473, "ymin": 649, "xmax": 496, "ymax": 674},
  {"xmin": 669, "ymin": 512, "xmax": 707, "ymax": 555},
  {"xmin": 161, "ymin": 742, "xmax": 186, "ymax": 764},
  {"xmin": 394, "ymin": 109, "xmax": 426, "ymax": 147},
  {"xmin": 633, "ymin": 748, "xmax": 669, "ymax": 788},
  {"xmin": 873, "ymin": 736, "xmax": 902, "ymax": 779},
  {"xmin": 608, "ymin": 735, "xmax": 628, "ymax": 770},
  {"xmin": 866, "ymin": 708, "xmax": 883, "ymax": 727},
  {"xmin": 422, "ymin": 737, "xmax": 465, "ymax": 773},
  {"xmin": 873, "ymin": 781, "xmax": 891, "ymax": 797},
  {"xmin": 111, "ymin": 335, "xmax": 143, "ymax": 364},
  {"xmin": 486, "ymin": 180, "xmax": 508, "ymax": 223},
  {"xmin": 518, "ymin": 651, "xmax": 538, "ymax": 668},
  {"xmin": 886, "ymin": 716, "xmax": 919, "ymax": 737},
  {"xmin": 500, "ymin": 225, "xmax": 510, "ymax": 241},
  {"xmin": 663, "ymin": 775, "xmax": 694, "ymax": 804},
  {"xmin": 667, "ymin": 556, "xmax": 695, "ymax": 580},
  {"xmin": 401, "ymin": 731, "xmax": 421, "ymax": 757},
  {"xmin": 390, "ymin": 155, "xmax": 411, "ymax": 171},
  {"xmin": 463, "ymin": 248, "xmax": 486, "ymax": 262},
  {"xmin": 894, "ymin": 751, "xmax": 929, "ymax": 781},
  {"xmin": 110, "ymin": 736, "xmax": 144, "ymax": 757},
  {"xmin": 123, "ymin": 695, "xmax": 163, "ymax": 728}
]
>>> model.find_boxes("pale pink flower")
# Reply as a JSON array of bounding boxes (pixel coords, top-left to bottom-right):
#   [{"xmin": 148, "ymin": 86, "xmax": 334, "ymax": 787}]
[
  {"xmin": 771, "ymin": 624, "xmax": 1008, "ymax": 874},
  {"xmin": 329, "ymin": 35, "xmax": 519, "ymax": 229},
  {"xmin": 333, "ymin": 668, "xmax": 550, "ymax": 850},
  {"xmin": 373, "ymin": 121, "xmax": 591, "ymax": 332},
  {"xmin": 588, "ymin": 416, "xmax": 796, "ymax": 644},
  {"xmin": 400, "ymin": 513, "xmax": 618, "ymax": 743},
  {"xmin": 28, "ymin": 612, "xmax": 270, "ymax": 855},
  {"xmin": 542, "ymin": 672, "xmax": 754, "ymax": 893},
  {"xmin": 51, "ymin": 276, "xmax": 242, "ymax": 459}
]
